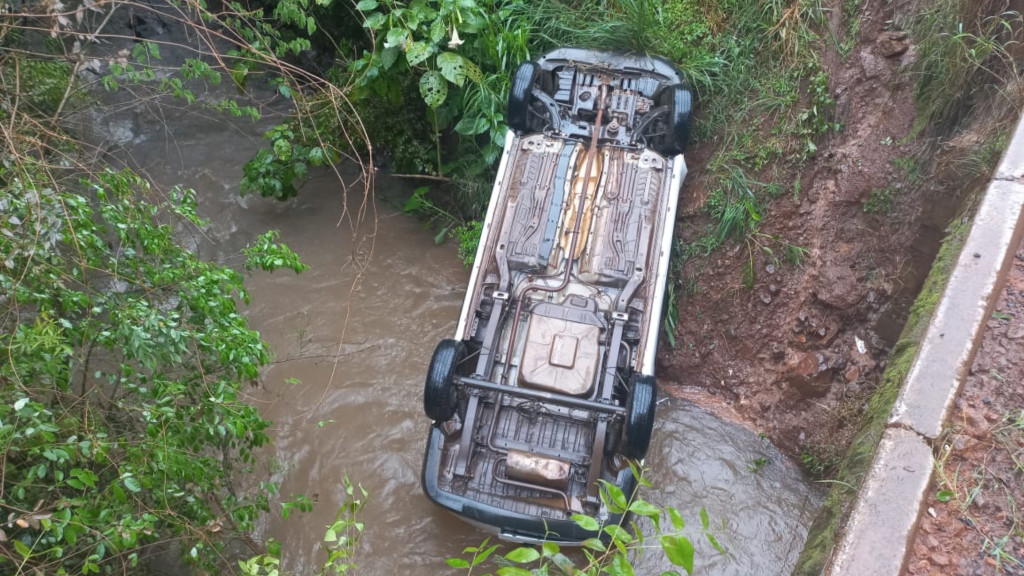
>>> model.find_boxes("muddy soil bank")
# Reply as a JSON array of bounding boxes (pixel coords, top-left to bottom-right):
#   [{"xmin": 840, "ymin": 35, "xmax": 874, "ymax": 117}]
[
  {"xmin": 660, "ymin": 0, "xmax": 984, "ymax": 464},
  {"xmin": 904, "ymin": 238, "xmax": 1024, "ymax": 576}
]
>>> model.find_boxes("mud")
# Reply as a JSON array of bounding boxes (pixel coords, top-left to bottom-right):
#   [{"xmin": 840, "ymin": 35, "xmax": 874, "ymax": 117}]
[
  {"xmin": 73, "ymin": 4, "xmax": 825, "ymax": 572},
  {"xmin": 904, "ymin": 239, "xmax": 1024, "ymax": 576},
  {"xmin": 660, "ymin": 0, "xmax": 975, "ymax": 463}
]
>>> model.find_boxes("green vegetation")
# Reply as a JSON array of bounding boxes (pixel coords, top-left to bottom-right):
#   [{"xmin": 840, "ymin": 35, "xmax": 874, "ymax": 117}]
[
  {"xmin": 748, "ymin": 457, "xmax": 770, "ymax": 473},
  {"xmin": 2, "ymin": 1, "xmax": 731, "ymax": 573},
  {"xmin": 242, "ymin": 123, "xmax": 342, "ymax": 201},
  {"xmin": 0, "ymin": 1, "xmax": 359, "ymax": 572},
  {"xmin": 863, "ymin": 185, "xmax": 898, "ymax": 214},
  {"xmin": 839, "ymin": 0, "xmax": 864, "ymax": 56},
  {"xmin": 928, "ymin": 410, "xmax": 1024, "ymax": 570},
  {"xmin": 0, "ymin": 166, "xmax": 309, "ymax": 574},
  {"xmin": 900, "ymin": 1, "xmax": 1023, "ymax": 135},
  {"xmin": 800, "ymin": 443, "xmax": 843, "ymax": 479},
  {"xmin": 442, "ymin": 469, "xmax": 726, "ymax": 576},
  {"xmin": 237, "ymin": 0, "xmax": 838, "ymax": 274}
]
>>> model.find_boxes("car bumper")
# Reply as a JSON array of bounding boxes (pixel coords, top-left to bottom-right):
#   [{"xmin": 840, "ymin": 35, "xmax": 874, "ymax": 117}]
[{"xmin": 421, "ymin": 426, "xmax": 637, "ymax": 544}]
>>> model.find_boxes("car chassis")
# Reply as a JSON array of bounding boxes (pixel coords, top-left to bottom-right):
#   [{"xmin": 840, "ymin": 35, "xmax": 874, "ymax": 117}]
[{"xmin": 421, "ymin": 48, "xmax": 692, "ymax": 544}]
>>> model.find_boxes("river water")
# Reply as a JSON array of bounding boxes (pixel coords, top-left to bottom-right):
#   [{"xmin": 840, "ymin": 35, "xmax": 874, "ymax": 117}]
[{"xmin": 81, "ymin": 20, "xmax": 823, "ymax": 573}]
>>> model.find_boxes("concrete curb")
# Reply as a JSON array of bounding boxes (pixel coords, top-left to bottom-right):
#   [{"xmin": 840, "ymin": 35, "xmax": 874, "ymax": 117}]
[{"xmin": 824, "ymin": 115, "xmax": 1024, "ymax": 576}]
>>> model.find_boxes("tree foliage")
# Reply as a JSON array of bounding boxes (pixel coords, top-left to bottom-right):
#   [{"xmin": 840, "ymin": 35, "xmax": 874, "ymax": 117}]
[
  {"xmin": 0, "ymin": 164, "xmax": 307, "ymax": 574},
  {"xmin": 0, "ymin": 1, "xmax": 325, "ymax": 571}
]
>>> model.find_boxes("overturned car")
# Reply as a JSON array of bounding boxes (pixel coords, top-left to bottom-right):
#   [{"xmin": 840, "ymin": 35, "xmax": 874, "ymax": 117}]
[{"xmin": 421, "ymin": 48, "xmax": 692, "ymax": 544}]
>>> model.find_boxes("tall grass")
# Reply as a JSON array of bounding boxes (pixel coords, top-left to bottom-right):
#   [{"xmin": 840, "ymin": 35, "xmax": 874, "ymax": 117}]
[{"xmin": 901, "ymin": 0, "xmax": 1023, "ymax": 135}]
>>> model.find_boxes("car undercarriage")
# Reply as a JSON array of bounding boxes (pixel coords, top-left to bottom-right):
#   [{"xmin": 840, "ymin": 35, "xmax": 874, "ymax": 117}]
[{"xmin": 422, "ymin": 48, "xmax": 692, "ymax": 543}]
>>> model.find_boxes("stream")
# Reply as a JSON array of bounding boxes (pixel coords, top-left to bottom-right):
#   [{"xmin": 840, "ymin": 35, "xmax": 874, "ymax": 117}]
[{"xmin": 79, "ymin": 14, "xmax": 824, "ymax": 573}]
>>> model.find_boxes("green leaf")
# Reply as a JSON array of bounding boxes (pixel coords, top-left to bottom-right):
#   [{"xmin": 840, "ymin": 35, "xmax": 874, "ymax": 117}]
[
  {"xmin": 660, "ymin": 535, "xmax": 695, "ymax": 574},
  {"xmin": 419, "ymin": 70, "xmax": 447, "ymax": 108},
  {"xmin": 668, "ymin": 507, "xmax": 685, "ymax": 531},
  {"xmin": 123, "ymin": 476, "xmax": 141, "ymax": 492},
  {"xmin": 13, "ymin": 539, "xmax": 30, "ymax": 559},
  {"xmin": 706, "ymin": 532, "xmax": 726, "ymax": 554},
  {"xmin": 601, "ymin": 482, "xmax": 628, "ymax": 512},
  {"xmin": 582, "ymin": 537, "xmax": 606, "ymax": 551},
  {"xmin": 474, "ymin": 544, "xmax": 498, "ymax": 566},
  {"xmin": 629, "ymin": 499, "xmax": 661, "ymax": 518},
  {"xmin": 429, "ymin": 18, "xmax": 446, "ymax": 42},
  {"xmin": 363, "ymin": 12, "xmax": 386, "ymax": 29},
  {"xmin": 936, "ymin": 490, "xmax": 954, "ymax": 503},
  {"xmin": 384, "ymin": 27, "xmax": 408, "ymax": 49},
  {"xmin": 405, "ymin": 41, "xmax": 434, "ymax": 67},
  {"xmin": 699, "ymin": 507, "xmax": 710, "ymax": 530},
  {"xmin": 505, "ymin": 547, "xmax": 540, "ymax": 563},
  {"xmin": 542, "ymin": 541, "xmax": 559, "ymax": 557},
  {"xmin": 608, "ymin": 553, "xmax": 636, "ymax": 576},
  {"xmin": 496, "ymin": 567, "xmax": 533, "ymax": 576},
  {"xmin": 446, "ymin": 558, "xmax": 469, "ymax": 568},
  {"xmin": 380, "ymin": 46, "xmax": 400, "ymax": 70},
  {"xmin": 603, "ymin": 524, "xmax": 634, "ymax": 544},
  {"xmin": 355, "ymin": 0, "xmax": 377, "ymax": 10},
  {"xmin": 454, "ymin": 115, "xmax": 489, "ymax": 135},
  {"xmin": 571, "ymin": 514, "xmax": 600, "ymax": 531},
  {"xmin": 436, "ymin": 52, "xmax": 481, "ymax": 87}
]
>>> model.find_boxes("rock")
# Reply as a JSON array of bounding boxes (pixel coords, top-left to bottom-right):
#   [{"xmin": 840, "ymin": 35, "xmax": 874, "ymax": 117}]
[
  {"xmin": 878, "ymin": 31, "xmax": 910, "ymax": 57},
  {"xmin": 844, "ymin": 364, "xmax": 861, "ymax": 383},
  {"xmin": 130, "ymin": 13, "xmax": 168, "ymax": 39},
  {"xmin": 861, "ymin": 52, "xmax": 888, "ymax": 79},
  {"xmin": 784, "ymin": 352, "xmax": 835, "ymax": 398},
  {"xmin": 815, "ymin": 265, "xmax": 864, "ymax": 309},
  {"xmin": 1008, "ymin": 323, "xmax": 1024, "ymax": 339},
  {"xmin": 930, "ymin": 553, "xmax": 950, "ymax": 567},
  {"xmin": 760, "ymin": 291, "xmax": 773, "ymax": 305},
  {"xmin": 769, "ymin": 284, "xmax": 780, "ymax": 295},
  {"xmin": 925, "ymin": 535, "xmax": 940, "ymax": 548}
]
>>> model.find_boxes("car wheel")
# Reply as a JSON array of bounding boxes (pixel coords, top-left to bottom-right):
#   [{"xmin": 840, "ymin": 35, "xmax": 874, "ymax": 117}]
[
  {"xmin": 424, "ymin": 339, "xmax": 465, "ymax": 422},
  {"xmin": 656, "ymin": 83, "xmax": 693, "ymax": 155},
  {"xmin": 623, "ymin": 373, "xmax": 657, "ymax": 459},
  {"xmin": 507, "ymin": 61, "xmax": 540, "ymax": 133}
]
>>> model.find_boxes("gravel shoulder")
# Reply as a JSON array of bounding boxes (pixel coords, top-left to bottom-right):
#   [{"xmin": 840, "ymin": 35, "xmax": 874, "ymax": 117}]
[{"xmin": 904, "ymin": 240, "xmax": 1024, "ymax": 575}]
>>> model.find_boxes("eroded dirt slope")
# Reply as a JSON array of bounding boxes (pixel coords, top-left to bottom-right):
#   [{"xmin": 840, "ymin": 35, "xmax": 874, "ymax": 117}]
[{"xmin": 659, "ymin": 0, "xmax": 959, "ymax": 460}]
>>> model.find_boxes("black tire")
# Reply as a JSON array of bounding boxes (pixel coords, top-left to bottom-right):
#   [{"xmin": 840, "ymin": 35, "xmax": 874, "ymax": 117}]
[
  {"xmin": 655, "ymin": 83, "xmax": 694, "ymax": 155},
  {"xmin": 424, "ymin": 339, "xmax": 465, "ymax": 422},
  {"xmin": 507, "ymin": 61, "xmax": 539, "ymax": 133},
  {"xmin": 623, "ymin": 373, "xmax": 658, "ymax": 459}
]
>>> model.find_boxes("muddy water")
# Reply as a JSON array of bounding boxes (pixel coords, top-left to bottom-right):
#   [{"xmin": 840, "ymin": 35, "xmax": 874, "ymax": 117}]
[{"xmin": 84, "ymin": 45, "xmax": 823, "ymax": 576}]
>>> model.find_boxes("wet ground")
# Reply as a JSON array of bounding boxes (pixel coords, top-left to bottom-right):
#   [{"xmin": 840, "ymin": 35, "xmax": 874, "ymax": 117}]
[
  {"xmin": 904, "ymin": 238, "xmax": 1024, "ymax": 576},
  {"xmin": 73, "ymin": 4, "xmax": 825, "ymax": 572}
]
